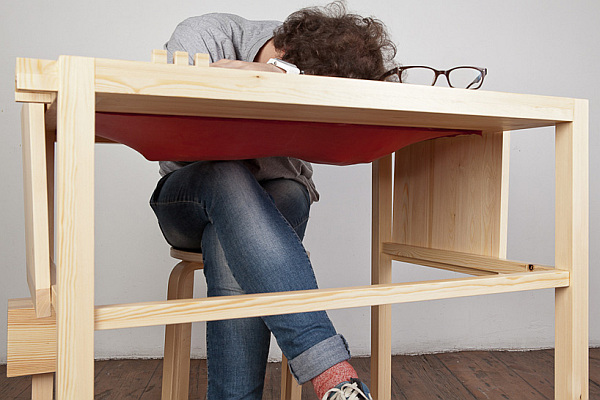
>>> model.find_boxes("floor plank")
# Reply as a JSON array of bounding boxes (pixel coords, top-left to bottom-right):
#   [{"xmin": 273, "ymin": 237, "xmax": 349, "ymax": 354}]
[
  {"xmin": 492, "ymin": 350, "xmax": 554, "ymax": 399},
  {"xmin": 589, "ymin": 348, "xmax": 600, "ymax": 397},
  {"xmin": 392, "ymin": 353, "xmax": 476, "ymax": 399},
  {"xmin": 2, "ymin": 349, "xmax": 599, "ymax": 399},
  {"xmin": 94, "ymin": 359, "xmax": 160, "ymax": 399},
  {"xmin": 0, "ymin": 365, "xmax": 30, "ymax": 399},
  {"xmin": 436, "ymin": 351, "xmax": 549, "ymax": 399}
]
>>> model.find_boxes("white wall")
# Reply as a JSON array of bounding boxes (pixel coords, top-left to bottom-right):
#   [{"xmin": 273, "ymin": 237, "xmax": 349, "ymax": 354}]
[{"xmin": 1, "ymin": 0, "xmax": 598, "ymax": 362}]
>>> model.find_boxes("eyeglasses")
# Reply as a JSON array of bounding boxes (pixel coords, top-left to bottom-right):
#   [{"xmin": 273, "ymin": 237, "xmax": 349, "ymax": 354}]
[{"xmin": 380, "ymin": 66, "xmax": 487, "ymax": 90}]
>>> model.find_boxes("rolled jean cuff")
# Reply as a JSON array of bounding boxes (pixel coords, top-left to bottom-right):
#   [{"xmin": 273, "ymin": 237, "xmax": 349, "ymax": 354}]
[{"xmin": 287, "ymin": 334, "xmax": 351, "ymax": 384}]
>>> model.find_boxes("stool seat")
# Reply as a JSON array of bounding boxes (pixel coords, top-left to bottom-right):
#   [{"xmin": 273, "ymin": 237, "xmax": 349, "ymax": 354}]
[{"xmin": 170, "ymin": 247, "xmax": 204, "ymax": 263}]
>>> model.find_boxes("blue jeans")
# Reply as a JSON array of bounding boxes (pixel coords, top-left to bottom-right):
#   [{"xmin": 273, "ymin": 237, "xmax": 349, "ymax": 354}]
[{"xmin": 150, "ymin": 160, "xmax": 350, "ymax": 399}]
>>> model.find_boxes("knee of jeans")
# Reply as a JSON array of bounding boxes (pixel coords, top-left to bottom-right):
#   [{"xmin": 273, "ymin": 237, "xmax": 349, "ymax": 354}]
[
  {"xmin": 192, "ymin": 161, "xmax": 249, "ymax": 187},
  {"xmin": 205, "ymin": 271, "xmax": 246, "ymax": 297},
  {"xmin": 203, "ymin": 258, "xmax": 246, "ymax": 297}
]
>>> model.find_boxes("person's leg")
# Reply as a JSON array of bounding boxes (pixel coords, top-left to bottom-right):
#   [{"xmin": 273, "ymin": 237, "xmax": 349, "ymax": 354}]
[
  {"xmin": 199, "ymin": 178, "xmax": 312, "ymax": 399},
  {"xmin": 150, "ymin": 161, "xmax": 351, "ymax": 386},
  {"xmin": 202, "ymin": 223, "xmax": 271, "ymax": 399}
]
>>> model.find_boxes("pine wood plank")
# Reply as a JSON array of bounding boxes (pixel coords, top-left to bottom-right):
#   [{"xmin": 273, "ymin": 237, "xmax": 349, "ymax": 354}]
[
  {"xmin": 7, "ymin": 298, "xmax": 56, "ymax": 377},
  {"xmin": 94, "ymin": 271, "xmax": 568, "ymax": 330},
  {"xmin": 383, "ymin": 243, "xmax": 552, "ymax": 274},
  {"xmin": 56, "ymin": 55, "xmax": 96, "ymax": 399},
  {"xmin": 194, "ymin": 53, "xmax": 209, "ymax": 67},
  {"xmin": 15, "ymin": 58, "xmax": 57, "ymax": 93},
  {"xmin": 15, "ymin": 57, "xmax": 577, "ymax": 130},
  {"xmin": 151, "ymin": 49, "xmax": 167, "ymax": 64},
  {"xmin": 91, "ymin": 58, "xmax": 575, "ymax": 129},
  {"xmin": 392, "ymin": 132, "xmax": 509, "ymax": 259},
  {"xmin": 21, "ymin": 103, "xmax": 52, "ymax": 318},
  {"xmin": 31, "ymin": 373, "xmax": 54, "ymax": 400},
  {"xmin": 555, "ymin": 99, "xmax": 589, "ymax": 400},
  {"xmin": 371, "ymin": 155, "xmax": 393, "ymax": 400}
]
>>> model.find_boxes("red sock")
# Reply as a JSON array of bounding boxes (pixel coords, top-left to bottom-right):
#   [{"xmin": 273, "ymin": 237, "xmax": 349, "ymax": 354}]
[{"xmin": 312, "ymin": 360, "xmax": 359, "ymax": 399}]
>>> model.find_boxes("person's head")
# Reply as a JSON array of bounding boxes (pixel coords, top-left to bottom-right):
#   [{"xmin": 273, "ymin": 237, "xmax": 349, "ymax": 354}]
[{"xmin": 272, "ymin": 1, "xmax": 396, "ymax": 80}]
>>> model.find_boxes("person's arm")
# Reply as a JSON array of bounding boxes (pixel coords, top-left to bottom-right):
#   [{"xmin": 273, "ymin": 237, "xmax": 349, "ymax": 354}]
[
  {"xmin": 210, "ymin": 58, "xmax": 283, "ymax": 73},
  {"xmin": 165, "ymin": 16, "xmax": 283, "ymax": 73}
]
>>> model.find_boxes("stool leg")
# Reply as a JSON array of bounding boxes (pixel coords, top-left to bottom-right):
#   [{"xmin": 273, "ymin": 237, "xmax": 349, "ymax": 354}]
[
  {"xmin": 32, "ymin": 373, "xmax": 54, "ymax": 400},
  {"xmin": 281, "ymin": 354, "xmax": 302, "ymax": 400},
  {"xmin": 162, "ymin": 261, "xmax": 199, "ymax": 400}
]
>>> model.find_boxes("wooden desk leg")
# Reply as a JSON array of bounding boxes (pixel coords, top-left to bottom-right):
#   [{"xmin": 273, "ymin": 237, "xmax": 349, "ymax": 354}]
[
  {"xmin": 21, "ymin": 103, "xmax": 52, "ymax": 318},
  {"xmin": 56, "ymin": 56, "xmax": 95, "ymax": 399},
  {"xmin": 32, "ymin": 373, "xmax": 54, "ymax": 399},
  {"xmin": 555, "ymin": 99, "xmax": 589, "ymax": 400},
  {"xmin": 371, "ymin": 155, "xmax": 393, "ymax": 400}
]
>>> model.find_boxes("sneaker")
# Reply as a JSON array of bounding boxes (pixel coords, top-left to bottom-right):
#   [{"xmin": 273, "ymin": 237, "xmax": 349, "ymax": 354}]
[{"xmin": 321, "ymin": 378, "xmax": 372, "ymax": 400}]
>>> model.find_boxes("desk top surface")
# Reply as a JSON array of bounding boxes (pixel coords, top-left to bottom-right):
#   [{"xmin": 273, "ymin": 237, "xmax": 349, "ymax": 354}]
[{"xmin": 15, "ymin": 56, "xmax": 581, "ymax": 133}]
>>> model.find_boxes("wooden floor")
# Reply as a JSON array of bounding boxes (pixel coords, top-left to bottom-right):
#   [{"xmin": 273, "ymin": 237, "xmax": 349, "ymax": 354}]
[{"xmin": 2, "ymin": 348, "xmax": 599, "ymax": 399}]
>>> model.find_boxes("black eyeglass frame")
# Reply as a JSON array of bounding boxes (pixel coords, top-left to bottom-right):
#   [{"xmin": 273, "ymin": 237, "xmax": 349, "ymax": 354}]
[{"xmin": 380, "ymin": 66, "xmax": 488, "ymax": 90}]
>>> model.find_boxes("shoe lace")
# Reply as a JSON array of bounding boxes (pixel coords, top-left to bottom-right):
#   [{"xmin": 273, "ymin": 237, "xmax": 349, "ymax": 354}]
[{"xmin": 322, "ymin": 381, "xmax": 372, "ymax": 400}]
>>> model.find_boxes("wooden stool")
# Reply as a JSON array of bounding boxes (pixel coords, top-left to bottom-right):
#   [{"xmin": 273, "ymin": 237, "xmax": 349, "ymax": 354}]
[{"xmin": 162, "ymin": 248, "xmax": 302, "ymax": 400}]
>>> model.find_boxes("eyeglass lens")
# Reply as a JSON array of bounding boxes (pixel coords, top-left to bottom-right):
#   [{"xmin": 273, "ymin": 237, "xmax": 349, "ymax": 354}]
[
  {"xmin": 448, "ymin": 68, "xmax": 483, "ymax": 89},
  {"xmin": 400, "ymin": 67, "xmax": 437, "ymax": 86}
]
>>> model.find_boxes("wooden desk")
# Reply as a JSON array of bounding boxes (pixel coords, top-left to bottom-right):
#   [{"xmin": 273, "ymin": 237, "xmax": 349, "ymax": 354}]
[{"xmin": 11, "ymin": 53, "xmax": 589, "ymax": 399}]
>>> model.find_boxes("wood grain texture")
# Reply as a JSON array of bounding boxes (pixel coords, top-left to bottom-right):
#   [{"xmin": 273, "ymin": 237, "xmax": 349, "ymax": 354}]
[
  {"xmin": 493, "ymin": 349, "xmax": 555, "ymax": 399},
  {"xmin": 16, "ymin": 57, "xmax": 577, "ymax": 129},
  {"xmin": 437, "ymin": 351, "xmax": 549, "ymax": 399},
  {"xmin": 2, "ymin": 351, "xmax": 599, "ymax": 399},
  {"xmin": 173, "ymin": 51, "xmax": 189, "ymax": 65},
  {"xmin": 7, "ymin": 298, "xmax": 56, "ymax": 377},
  {"xmin": 371, "ymin": 155, "xmax": 393, "ymax": 400},
  {"xmin": 56, "ymin": 55, "xmax": 96, "ymax": 399},
  {"xmin": 382, "ymin": 243, "xmax": 552, "ymax": 275},
  {"xmin": 555, "ymin": 99, "xmax": 589, "ymax": 399},
  {"xmin": 15, "ymin": 58, "xmax": 57, "ymax": 93},
  {"xmin": 393, "ymin": 132, "xmax": 509, "ymax": 258},
  {"xmin": 194, "ymin": 53, "xmax": 210, "ymax": 67},
  {"xmin": 31, "ymin": 373, "xmax": 54, "ymax": 400},
  {"xmin": 15, "ymin": 91, "xmax": 55, "ymax": 103},
  {"xmin": 21, "ymin": 103, "xmax": 52, "ymax": 318},
  {"xmin": 162, "ymin": 261, "xmax": 198, "ymax": 400},
  {"xmin": 94, "ymin": 270, "xmax": 568, "ymax": 331},
  {"xmin": 151, "ymin": 49, "xmax": 167, "ymax": 64}
]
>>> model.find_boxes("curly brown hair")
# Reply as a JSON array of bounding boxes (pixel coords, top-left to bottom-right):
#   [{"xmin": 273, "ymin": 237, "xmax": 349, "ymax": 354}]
[{"xmin": 272, "ymin": 1, "xmax": 396, "ymax": 80}]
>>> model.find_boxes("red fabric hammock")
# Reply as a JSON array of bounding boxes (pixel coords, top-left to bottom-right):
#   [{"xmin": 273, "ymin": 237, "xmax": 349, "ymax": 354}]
[{"xmin": 96, "ymin": 112, "xmax": 479, "ymax": 166}]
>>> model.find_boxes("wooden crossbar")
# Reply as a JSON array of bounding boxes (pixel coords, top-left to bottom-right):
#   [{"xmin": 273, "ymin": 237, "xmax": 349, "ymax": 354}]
[
  {"xmin": 94, "ymin": 270, "xmax": 568, "ymax": 331},
  {"xmin": 382, "ymin": 243, "xmax": 553, "ymax": 276}
]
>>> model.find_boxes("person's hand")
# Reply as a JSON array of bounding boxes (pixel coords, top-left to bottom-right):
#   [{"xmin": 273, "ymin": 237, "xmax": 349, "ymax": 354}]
[{"xmin": 210, "ymin": 59, "xmax": 284, "ymax": 73}]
